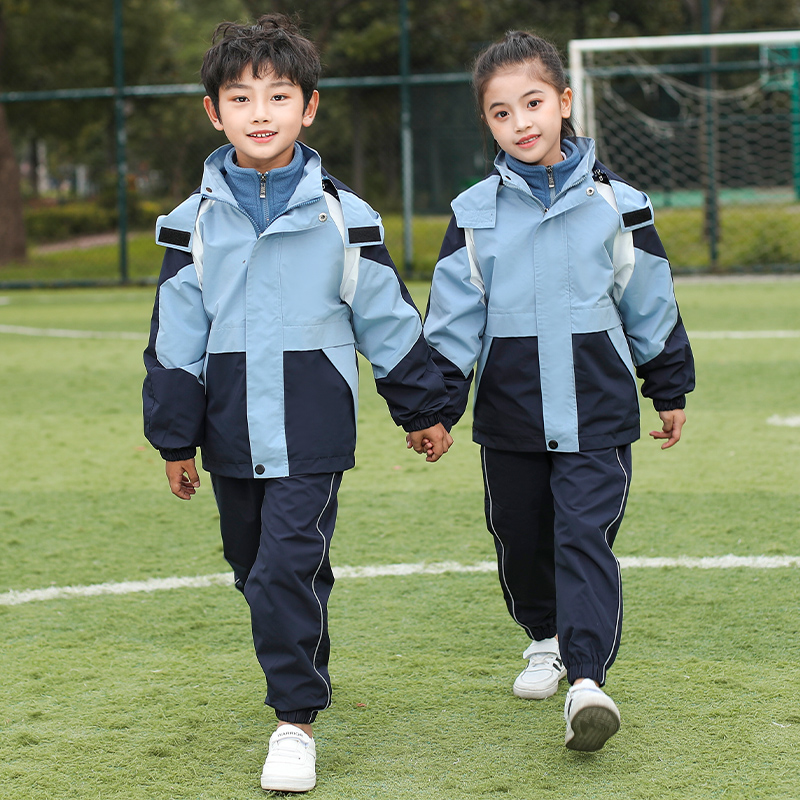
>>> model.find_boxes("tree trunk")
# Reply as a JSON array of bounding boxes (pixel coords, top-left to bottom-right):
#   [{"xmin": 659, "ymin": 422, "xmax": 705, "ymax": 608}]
[{"xmin": 0, "ymin": 103, "xmax": 27, "ymax": 265}]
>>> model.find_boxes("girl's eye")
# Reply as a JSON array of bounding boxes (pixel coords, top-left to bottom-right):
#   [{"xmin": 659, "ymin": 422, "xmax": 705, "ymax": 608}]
[
  {"xmin": 528, "ymin": 100, "xmax": 540, "ymax": 108},
  {"xmin": 495, "ymin": 110, "xmax": 509, "ymax": 119}
]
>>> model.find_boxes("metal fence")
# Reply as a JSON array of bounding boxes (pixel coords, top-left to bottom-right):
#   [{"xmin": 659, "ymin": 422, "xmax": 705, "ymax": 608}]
[{"xmin": 3, "ymin": 18, "xmax": 800, "ymax": 286}]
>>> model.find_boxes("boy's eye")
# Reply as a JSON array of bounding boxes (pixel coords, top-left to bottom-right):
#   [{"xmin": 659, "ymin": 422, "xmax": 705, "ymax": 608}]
[
  {"xmin": 272, "ymin": 94, "xmax": 288, "ymax": 101},
  {"xmin": 232, "ymin": 96, "xmax": 248, "ymax": 103}
]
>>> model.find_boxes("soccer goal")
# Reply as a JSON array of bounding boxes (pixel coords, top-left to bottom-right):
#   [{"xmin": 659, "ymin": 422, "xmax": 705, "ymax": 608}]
[{"xmin": 568, "ymin": 30, "xmax": 800, "ymax": 271}]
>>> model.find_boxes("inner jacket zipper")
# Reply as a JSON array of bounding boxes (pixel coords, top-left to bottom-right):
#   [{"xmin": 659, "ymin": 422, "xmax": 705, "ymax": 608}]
[{"xmin": 546, "ymin": 165, "xmax": 556, "ymax": 207}]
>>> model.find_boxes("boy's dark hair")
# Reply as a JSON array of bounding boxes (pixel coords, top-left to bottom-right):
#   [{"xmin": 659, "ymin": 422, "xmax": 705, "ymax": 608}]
[
  {"xmin": 473, "ymin": 30, "xmax": 576, "ymax": 139},
  {"xmin": 201, "ymin": 14, "xmax": 321, "ymax": 113}
]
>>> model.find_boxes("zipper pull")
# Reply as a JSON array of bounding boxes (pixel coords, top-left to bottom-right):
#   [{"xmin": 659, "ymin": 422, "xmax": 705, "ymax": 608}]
[
  {"xmin": 546, "ymin": 165, "xmax": 555, "ymax": 189},
  {"xmin": 260, "ymin": 173, "xmax": 267, "ymax": 199}
]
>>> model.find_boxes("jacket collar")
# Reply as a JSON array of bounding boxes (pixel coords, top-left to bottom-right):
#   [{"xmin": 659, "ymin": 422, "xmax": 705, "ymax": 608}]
[
  {"xmin": 200, "ymin": 142, "xmax": 325, "ymax": 212},
  {"xmin": 452, "ymin": 136, "xmax": 597, "ymax": 228}
]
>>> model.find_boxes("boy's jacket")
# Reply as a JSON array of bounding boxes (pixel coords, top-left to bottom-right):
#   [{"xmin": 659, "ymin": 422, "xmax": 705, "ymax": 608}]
[
  {"xmin": 424, "ymin": 136, "xmax": 695, "ymax": 453},
  {"xmin": 143, "ymin": 143, "xmax": 445, "ymax": 479}
]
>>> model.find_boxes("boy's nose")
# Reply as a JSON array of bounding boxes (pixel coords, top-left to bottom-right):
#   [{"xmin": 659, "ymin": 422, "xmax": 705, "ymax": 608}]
[{"xmin": 251, "ymin": 102, "xmax": 271, "ymax": 123}]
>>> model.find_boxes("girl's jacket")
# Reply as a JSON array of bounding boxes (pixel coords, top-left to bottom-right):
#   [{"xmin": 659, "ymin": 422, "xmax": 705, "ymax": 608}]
[
  {"xmin": 143, "ymin": 143, "xmax": 446, "ymax": 479},
  {"xmin": 424, "ymin": 136, "xmax": 695, "ymax": 453}
]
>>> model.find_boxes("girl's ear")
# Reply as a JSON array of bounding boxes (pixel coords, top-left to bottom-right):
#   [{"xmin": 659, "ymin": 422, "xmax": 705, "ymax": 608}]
[{"xmin": 561, "ymin": 87, "xmax": 573, "ymax": 119}]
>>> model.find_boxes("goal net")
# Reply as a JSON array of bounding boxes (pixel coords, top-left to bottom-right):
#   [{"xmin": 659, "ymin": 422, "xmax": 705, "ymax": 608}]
[{"xmin": 569, "ymin": 31, "xmax": 800, "ymax": 271}]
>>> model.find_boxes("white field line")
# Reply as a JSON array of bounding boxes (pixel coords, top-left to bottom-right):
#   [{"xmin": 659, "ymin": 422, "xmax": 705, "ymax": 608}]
[
  {"xmin": 690, "ymin": 330, "xmax": 800, "ymax": 339},
  {"xmin": 2, "ymin": 556, "xmax": 799, "ymax": 607},
  {"xmin": 0, "ymin": 324, "xmax": 144, "ymax": 341},
  {"xmin": 767, "ymin": 415, "xmax": 800, "ymax": 427},
  {"xmin": 0, "ymin": 324, "xmax": 799, "ymax": 342}
]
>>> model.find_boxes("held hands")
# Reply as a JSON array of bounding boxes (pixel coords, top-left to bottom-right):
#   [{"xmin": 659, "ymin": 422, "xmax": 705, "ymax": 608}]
[
  {"xmin": 166, "ymin": 458, "xmax": 201, "ymax": 499},
  {"xmin": 406, "ymin": 423, "xmax": 453, "ymax": 462},
  {"xmin": 649, "ymin": 409, "xmax": 686, "ymax": 450}
]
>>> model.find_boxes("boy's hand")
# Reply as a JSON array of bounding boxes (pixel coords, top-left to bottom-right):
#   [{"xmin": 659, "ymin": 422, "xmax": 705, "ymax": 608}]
[
  {"xmin": 649, "ymin": 409, "xmax": 686, "ymax": 450},
  {"xmin": 166, "ymin": 458, "xmax": 201, "ymax": 499},
  {"xmin": 406, "ymin": 423, "xmax": 453, "ymax": 462}
]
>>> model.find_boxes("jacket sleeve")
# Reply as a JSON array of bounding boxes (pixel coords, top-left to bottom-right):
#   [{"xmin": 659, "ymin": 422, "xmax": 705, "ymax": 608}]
[
  {"xmin": 142, "ymin": 247, "xmax": 210, "ymax": 459},
  {"xmin": 422, "ymin": 216, "xmax": 487, "ymax": 428},
  {"xmin": 345, "ymin": 242, "xmax": 448, "ymax": 432},
  {"xmin": 612, "ymin": 201, "xmax": 695, "ymax": 410}
]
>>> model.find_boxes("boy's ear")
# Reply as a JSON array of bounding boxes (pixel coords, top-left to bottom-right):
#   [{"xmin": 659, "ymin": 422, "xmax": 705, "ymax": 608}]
[
  {"xmin": 203, "ymin": 96, "xmax": 225, "ymax": 131},
  {"xmin": 302, "ymin": 90, "xmax": 320, "ymax": 129}
]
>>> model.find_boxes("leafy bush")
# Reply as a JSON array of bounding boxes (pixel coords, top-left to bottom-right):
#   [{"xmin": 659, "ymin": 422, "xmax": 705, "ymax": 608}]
[{"xmin": 23, "ymin": 198, "xmax": 174, "ymax": 244}]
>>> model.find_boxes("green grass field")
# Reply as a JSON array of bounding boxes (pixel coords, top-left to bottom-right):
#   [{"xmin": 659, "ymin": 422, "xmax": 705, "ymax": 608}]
[{"xmin": 1, "ymin": 277, "xmax": 799, "ymax": 799}]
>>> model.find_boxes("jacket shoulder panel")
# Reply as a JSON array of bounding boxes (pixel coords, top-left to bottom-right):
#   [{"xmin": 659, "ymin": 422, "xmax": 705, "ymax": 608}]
[
  {"xmin": 451, "ymin": 172, "xmax": 501, "ymax": 230},
  {"xmin": 155, "ymin": 191, "xmax": 202, "ymax": 252},
  {"xmin": 323, "ymin": 174, "xmax": 384, "ymax": 247},
  {"xmin": 592, "ymin": 160, "xmax": 654, "ymax": 232}
]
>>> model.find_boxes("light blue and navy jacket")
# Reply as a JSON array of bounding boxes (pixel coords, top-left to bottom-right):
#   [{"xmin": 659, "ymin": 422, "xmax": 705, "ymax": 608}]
[
  {"xmin": 143, "ymin": 143, "xmax": 447, "ymax": 479},
  {"xmin": 424, "ymin": 136, "xmax": 695, "ymax": 453}
]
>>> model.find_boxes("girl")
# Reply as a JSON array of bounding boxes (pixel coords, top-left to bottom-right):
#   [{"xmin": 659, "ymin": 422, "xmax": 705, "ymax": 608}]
[{"xmin": 422, "ymin": 31, "xmax": 695, "ymax": 751}]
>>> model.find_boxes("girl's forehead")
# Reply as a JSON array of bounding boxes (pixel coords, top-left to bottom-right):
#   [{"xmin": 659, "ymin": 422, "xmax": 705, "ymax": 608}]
[
  {"xmin": 482, "ymin": 63, "xmax": 558, "ymax": 102},
  {"xmin": 487, "ymin": 62, "xmax": 551, "ymax": 88}
]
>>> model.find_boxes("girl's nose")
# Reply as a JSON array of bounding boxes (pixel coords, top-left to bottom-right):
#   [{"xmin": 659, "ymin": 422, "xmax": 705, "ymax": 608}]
[{"xmin": 513, "ymin": 113, "xmax": 530, "ymax": 132}]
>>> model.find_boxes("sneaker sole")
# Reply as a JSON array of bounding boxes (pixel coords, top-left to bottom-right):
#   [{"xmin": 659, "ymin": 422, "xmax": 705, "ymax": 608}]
[
  {"xmin": 260, "ymin": 774, "xmax": 316, "ymax": 793},
  {"xmin": 565, "ymin": 705, "xmax": 620, "ymax": 752}
]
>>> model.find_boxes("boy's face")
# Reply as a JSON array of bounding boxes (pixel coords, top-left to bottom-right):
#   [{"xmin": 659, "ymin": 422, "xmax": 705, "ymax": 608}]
[{"xmin": 203, "ymin": 68, "xmax": 318, "ymax": 173}]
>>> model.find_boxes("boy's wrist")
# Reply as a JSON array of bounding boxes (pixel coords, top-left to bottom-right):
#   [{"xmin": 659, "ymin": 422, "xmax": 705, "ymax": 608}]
[
  {"xmin": 402, "ymin": 413, "xmax": 442, "ymax": 433},
  {"xmin": 159, "ymin": 446, "xmax": 197, "ymax": 462}
]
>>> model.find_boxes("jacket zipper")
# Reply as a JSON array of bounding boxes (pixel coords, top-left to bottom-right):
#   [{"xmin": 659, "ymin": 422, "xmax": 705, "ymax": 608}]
[
  {"xmin": 546, "ymin": 165, "xmax": 556, "ymax": 207},
  {"xmin": 259, "ymin": 173, "xmax": 267, "ymax": 199}
]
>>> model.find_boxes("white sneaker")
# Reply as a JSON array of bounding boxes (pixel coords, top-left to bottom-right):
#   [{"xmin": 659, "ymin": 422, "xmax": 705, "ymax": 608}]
[
  {"xmin": 564, "ymin": 682, "xmax": 620, "ymax": 751},
  {"xmin": 512, "ymin": 637, "xmax": 567, "ymax": 699},
  {"xmin": 260, "ymin": 725, "xmax": 317, "ymax": 793}
]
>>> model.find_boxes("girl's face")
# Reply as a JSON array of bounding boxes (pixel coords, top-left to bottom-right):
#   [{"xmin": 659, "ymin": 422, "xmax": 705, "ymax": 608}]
[{"xmin": 482, "ymin": 63, "xmax": 572, "ymax": 167}]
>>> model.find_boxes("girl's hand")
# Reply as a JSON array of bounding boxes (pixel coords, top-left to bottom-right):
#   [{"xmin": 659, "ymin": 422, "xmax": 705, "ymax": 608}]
[
  {"xmin": 649, "ymin": 410, "xmax": 686, "ymax": 450},
  {"xmin": 406, "ymin": 424, "xmax": 453, "ymax": 462}
]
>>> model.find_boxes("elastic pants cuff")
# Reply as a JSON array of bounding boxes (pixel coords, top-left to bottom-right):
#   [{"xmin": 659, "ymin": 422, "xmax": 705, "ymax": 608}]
[
  {"xmin": 566, "ymin": 664, "xmax": 606, "ymax": 687},
  {"xmin": 530, "ymin": 624, "xmax": 558, "ymax": 641},
  {"xmin": 275, "ymin": 708, "xmax": 319, "ymax": 725}
]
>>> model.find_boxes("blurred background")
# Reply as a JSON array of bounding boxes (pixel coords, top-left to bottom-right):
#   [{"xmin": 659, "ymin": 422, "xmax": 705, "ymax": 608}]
[{"xmin": 1, "ymin": 0, "xmax": 799, "ymax": 281}]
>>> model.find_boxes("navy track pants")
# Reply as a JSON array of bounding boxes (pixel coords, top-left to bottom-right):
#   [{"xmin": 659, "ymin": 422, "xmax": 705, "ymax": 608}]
[
  {"xmin": 481, "ymin": 446, "xmax": 631, "ymax": 686},
  {"xmin": 210, "ymin": 471, "xmax": 342, "ymax": 724}
]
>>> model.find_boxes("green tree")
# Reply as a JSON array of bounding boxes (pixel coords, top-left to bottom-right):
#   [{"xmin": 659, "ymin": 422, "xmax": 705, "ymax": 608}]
[{"xmin": 0, "ymin": 0, "xmax": 183, "ymax": 264}]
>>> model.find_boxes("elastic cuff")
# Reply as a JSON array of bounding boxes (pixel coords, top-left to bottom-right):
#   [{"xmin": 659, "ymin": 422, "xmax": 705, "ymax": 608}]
[
  {"xmin": 402, "ymin": 413, "xmax": 442, "ymax": 433},
  {"xmin": 275, "ymin": 708, "xmax": 318, "ymax": 725},
  {"xmin": 529, "ymin": 624, "xmax": 558, "ymax": 642},
  {"xmin": 566, "ymin": 664, "xmax": 606, "ymax": 687},
  {"xmin": 653, "ymin": 396, "xmax": 686, "ymax": 412},
  {"xmin": 159, "ymin": 446, "xmax": 197, "ymax": 461}
]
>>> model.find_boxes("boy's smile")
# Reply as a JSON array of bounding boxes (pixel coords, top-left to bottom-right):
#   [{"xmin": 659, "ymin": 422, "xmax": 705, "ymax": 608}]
[
  {"xmin": 482, "ymin": 65, "xmax": 572, "ymax": 167},
  {"xmin": 204, "ymin": 69, "xmax": 319, "ymax": 173}
]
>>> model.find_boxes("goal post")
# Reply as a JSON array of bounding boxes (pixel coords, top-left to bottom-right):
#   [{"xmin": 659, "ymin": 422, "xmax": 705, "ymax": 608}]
[
  {"xmin": 569, "ymin": 29, "xmax": 800, "ymax": 138},
  {"xmin": 567, "ymin": 30, "xmax": 800, "ymax": 271}
]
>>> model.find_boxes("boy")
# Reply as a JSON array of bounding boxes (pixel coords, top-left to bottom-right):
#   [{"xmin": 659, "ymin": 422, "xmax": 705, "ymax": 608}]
[{"xmin": 142, "ymin": 14, "xmax": 452, "ymax": 793}]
